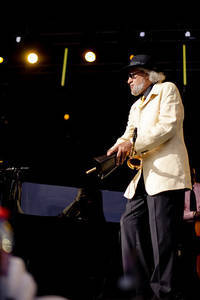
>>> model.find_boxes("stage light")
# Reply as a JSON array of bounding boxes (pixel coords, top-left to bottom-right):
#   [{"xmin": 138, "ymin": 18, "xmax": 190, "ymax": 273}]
[
  {"xmin": 16, "ymin": 36, "xmax": 21, "ymax": 43},
  {"xmin": 64, "ymin": 113, "xmax": 70, "ymax": 120},
  {"xmin": 183, "ymin": 44, "xmax": 187, "ymax": 86},
  {"xmin": 84, "ymin": 50, "xmax": 96, "ymax": 63},
  {"xmin": 0, "ymin": 57, "xmax": 4, "ymax": 63},
  {"xmin": 139, "ymin": 31, "xmax": 145, "ymax": 37},
  {"xmin": 185, "ymin": 31, "xmax": 191, "ymax": 38},
  {"xmin": 27, "ymin": 52, "xmax": 39, "ymax": 64},
  {"xmin": 129, "ymin": 54, "xmax": 134, "ymax": 60},
  {"xmin": 61, "ymin": 48, "xmax": 68, "ymax": 86}
]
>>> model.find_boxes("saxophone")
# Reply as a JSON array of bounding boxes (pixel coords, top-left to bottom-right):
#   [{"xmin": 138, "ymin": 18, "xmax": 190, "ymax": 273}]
[{"xmin": 127, "ymin": 128, "xmax": 142, "ymax": 170}]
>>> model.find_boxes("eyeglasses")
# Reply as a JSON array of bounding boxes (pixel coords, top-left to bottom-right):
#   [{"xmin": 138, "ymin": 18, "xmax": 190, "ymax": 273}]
[{"xmin": 128, "ymin": 71, "xmax": 144, "ymax": 79}]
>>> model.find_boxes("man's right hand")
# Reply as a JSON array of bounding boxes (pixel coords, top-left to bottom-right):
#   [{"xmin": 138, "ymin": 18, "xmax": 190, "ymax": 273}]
[{"xmin": 107, "ymin": 140, "xmax": 132, "ymax": 166}]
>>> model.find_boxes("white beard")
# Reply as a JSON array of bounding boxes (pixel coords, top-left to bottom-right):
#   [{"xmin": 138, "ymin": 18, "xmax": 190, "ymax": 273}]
[{"xmin": 131, "ymin": 79, "xmax": 145, "ymax": 96}]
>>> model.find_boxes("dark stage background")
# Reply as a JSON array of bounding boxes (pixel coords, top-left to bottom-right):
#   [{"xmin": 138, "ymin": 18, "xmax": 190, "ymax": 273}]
[
  {"xmin": 1, "ymin": 7, "xmax": 200, "ymax": 299},
  {"xmin": 1, "ymin": 8, "xmax": 200, "ymax": 188}
]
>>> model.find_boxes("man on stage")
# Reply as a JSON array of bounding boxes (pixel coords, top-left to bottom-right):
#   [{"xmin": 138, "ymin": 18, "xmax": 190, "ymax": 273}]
[{"xmin": 107, "ymin": 54, "xmax": 192, "ymax": 300}]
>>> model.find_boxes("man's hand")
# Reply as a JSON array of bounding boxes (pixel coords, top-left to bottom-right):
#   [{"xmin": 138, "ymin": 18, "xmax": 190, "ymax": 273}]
[{"xmin": 107, "ymin": 140, "xmax": 132, "ymax": 165}]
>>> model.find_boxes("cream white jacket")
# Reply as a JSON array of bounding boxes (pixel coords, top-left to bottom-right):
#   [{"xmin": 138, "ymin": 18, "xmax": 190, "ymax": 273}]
[{"xmin": 113, "ymin": 82, "xmax": 192, "ymax": 199}]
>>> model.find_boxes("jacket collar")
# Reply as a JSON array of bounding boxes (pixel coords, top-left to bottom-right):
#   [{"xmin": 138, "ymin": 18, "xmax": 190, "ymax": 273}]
[{"xmin": 139, "ymin": 83, "xmax": 160, "ymax": 109}]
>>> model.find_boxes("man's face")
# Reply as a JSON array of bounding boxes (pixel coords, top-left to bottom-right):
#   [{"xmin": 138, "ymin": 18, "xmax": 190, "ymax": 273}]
[{"xmin": 127, "ymin": 69, "xmax": 152, "ymax": 96}]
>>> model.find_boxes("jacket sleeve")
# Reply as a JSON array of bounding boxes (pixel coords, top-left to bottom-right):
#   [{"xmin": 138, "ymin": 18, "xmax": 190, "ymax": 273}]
[
  {"xmin": 135, "ymin": 82, "xmax": 184, "ymax": 154},
  {"xmin": 109, "ymin": 103, "xmax": 138, "ymax": 149}
]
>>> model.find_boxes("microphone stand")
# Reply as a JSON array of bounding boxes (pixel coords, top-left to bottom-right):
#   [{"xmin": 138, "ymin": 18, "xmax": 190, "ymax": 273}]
[{"xmin": 0, "ymin": 166, "xmax": 29, "ymax": 216}]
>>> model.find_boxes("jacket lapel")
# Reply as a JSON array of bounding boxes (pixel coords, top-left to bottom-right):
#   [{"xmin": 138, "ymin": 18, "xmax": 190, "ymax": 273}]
[
  {"xmin": 139, "ymin": 83, "xmax": 161, "ymax": 109},
  {"xmin": 139, "ymin": 93, "xmax": 158, "ymax": 109}
]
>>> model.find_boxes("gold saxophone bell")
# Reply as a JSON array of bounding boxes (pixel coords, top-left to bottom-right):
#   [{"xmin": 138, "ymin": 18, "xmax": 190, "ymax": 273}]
[
  {"xmin": 127, "ymin": 155, "xmax": 142, "ymax": 170},
  {"xmin": 127, "ymin": 127, "xmax": 142, "ymax": 170}
]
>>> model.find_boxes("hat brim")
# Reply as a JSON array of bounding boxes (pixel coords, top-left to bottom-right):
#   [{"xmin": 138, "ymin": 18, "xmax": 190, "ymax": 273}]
[{"xmin": 120, "ymin": 61, "xmax": 159, "ymax": 73}]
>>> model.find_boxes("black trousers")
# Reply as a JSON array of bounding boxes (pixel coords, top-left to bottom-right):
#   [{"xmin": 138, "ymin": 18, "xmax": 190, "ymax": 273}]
[{"xmin": 120, "ymin": 176, "xmax": 185, "ymax": 299}]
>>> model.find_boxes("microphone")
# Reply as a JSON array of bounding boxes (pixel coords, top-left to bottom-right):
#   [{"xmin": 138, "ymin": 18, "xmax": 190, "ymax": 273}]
[
  {"xmin": 0, "ymin": 166, "xmax": 30, "ymax": 173},
  {"xmin": 4, "ymin": 167, "xmax": 29, "ymax": 171}
]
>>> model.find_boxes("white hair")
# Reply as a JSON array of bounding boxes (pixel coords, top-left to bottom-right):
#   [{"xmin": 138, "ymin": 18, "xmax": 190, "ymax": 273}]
[{"xmin": 138, "ymin": 67, "xmax": 166, "ymax": 83}]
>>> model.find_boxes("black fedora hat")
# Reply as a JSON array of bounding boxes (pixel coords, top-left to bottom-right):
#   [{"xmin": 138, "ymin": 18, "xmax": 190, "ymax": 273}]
[{"xmin": 123, "ymin": 54, "xmax": 157, "ymax": 71}]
